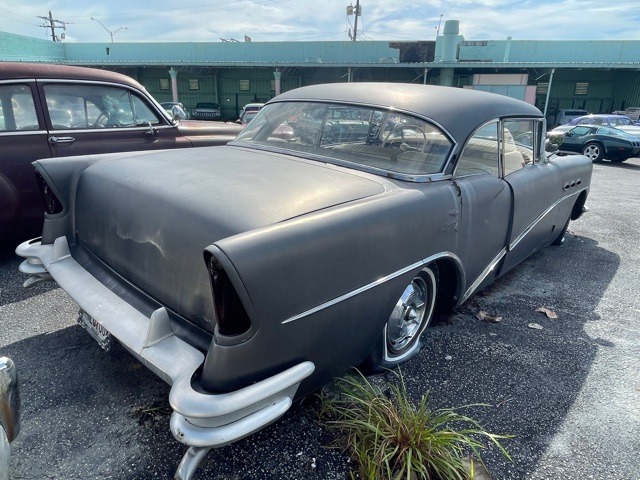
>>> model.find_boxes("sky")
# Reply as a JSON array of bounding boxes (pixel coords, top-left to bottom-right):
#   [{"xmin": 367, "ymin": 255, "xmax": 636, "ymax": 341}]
[{"xmin": 0, "ymin": 0, "xmax": 639, "ymax": 44}]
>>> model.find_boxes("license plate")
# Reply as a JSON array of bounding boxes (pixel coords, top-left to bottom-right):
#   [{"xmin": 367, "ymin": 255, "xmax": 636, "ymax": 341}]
[{"xmin": 78, "ymin": 310, "xmax": 113, "ymax": 352}]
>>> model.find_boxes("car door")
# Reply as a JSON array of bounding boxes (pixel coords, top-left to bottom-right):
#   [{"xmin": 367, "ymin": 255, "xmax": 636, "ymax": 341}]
[
  {"xmin": 560, "ymin": 125, "xmax": 593, "ymax": 154},
  {"xmin": 452, "ymin": 118, "xmax": 567, "ymax": 299},
  {"xmin": 452, "ymin": 121, "xmax": 513, "ymax": 299},
  {"xmin": 36, "ymin": 81, "xmax": 191, "ymax": 157},
  {"xmin": 500, "ymin": 119, "xmax": 566, "ymax": 274},
  {"xmin": 0, "ymin": 82, "xmax": 52, "ymax": 239}
]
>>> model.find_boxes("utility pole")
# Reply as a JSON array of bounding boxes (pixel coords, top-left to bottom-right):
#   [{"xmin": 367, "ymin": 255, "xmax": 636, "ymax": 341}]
[
  {"xmin": 347, "ymin": 0, "xmax": 361, "ymax": 41},
  {"xmin": 37, "ymin": 11, "xmax": 66, "ymax": 42}
]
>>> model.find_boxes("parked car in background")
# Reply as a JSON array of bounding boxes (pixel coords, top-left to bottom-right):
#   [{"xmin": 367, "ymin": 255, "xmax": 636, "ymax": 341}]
[
  {"xmin": 1, "ymin": 357, "xmax": 20, "ymax": 480},
  {"xmin": 17, "ymin": 83, "xmax": 592, "ymax": 480},
  {"xmin": 160, "ymin": 101, "xmax": 188, "ymax": 120},
  {"xmin": 547, "ymin": 108, "xmax": 589, "ymax": 128},
  {"xmin": 239, "ymin": 102, "xmax": 264, "ymax": 117},
  {"xmin": 548, "ymin": 114, "xmax": 640, "ymax": 138},
  {"xmin": 548, "ymin": 124, "xmax": 640, "ymax": 162},
  {"xmin": 238, "ymin": 110, "xmax": 257, "ymax": 125},
  {"xmin": 612, "ymin": 107, "xmax": 640, "ymax": 123},
  {"xmin": 237, "ymin": 103, "xmax": 265, "ymax": 125},
  {"xmin": 191, "ymin": 102, "xmax": 221, "ymax": 120},
  {"xmin": 0, "ymin": 62, "xmax": 243, "ymax": 245}
]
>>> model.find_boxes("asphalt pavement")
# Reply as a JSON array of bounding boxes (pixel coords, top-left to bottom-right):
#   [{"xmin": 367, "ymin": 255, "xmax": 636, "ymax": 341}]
[{"xmin": 1, "ymin": 157, "xmax": 639, "ymax": 480}]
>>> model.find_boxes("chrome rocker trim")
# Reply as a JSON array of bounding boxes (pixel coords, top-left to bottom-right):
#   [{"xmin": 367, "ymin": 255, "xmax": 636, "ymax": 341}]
[{"xmin": 15, "ymin": 236, "xmax": 315, "ymax": 480}]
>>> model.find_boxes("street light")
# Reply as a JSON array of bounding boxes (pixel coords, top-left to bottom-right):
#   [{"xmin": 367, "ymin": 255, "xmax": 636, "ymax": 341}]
[{"xmin": 91, "ymin": 17, "xmax": 127, "ymax": 43}]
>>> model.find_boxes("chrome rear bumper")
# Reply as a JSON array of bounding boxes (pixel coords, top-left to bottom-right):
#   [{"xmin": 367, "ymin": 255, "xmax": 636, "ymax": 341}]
[{"xmin": 16, "ymin": 236, "xmax": 314, "ymax": 479}]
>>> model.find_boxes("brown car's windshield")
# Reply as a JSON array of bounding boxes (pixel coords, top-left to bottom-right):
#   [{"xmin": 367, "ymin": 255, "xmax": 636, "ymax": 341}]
[{"xmin": 234, "ymin": 101, "xmax": 454, "ymax": 177}]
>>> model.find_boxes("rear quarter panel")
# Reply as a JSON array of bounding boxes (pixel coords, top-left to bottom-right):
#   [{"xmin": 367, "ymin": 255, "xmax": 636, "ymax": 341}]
[{"xmin": 200, "ymin": 182, "xmax": 461, "ymax": 393}]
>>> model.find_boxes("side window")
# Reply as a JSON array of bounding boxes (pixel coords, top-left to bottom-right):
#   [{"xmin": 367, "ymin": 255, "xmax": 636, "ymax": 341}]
[
  {"xmin": 0, "ymin": 84, "xmax": 39, "ymax": 131},
  {"xmin": 503, "ymin": 120, "xmax": 536, "ymax": 176},
  {"xmin": 457, "ymin": 121, "xmax": 499, "ymax": 177},
  {"xmin": 43, "ymin": 84, "xmax": 159, "ymax": 130},
  {"xmin": 130, "ymin": 94, "xmax": 161, "ymax": 126}
]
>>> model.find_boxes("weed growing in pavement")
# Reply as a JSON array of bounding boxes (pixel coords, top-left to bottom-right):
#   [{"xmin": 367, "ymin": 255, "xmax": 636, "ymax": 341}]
[{"xmin": 319, "ymin": 369, "xmax": 512, "ymax": 480}]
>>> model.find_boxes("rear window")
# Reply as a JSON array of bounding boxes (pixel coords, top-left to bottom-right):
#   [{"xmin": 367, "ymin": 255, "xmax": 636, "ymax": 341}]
[{"xmin": 234, "ymin": 101, "xmax": 454, "ymax": 179}]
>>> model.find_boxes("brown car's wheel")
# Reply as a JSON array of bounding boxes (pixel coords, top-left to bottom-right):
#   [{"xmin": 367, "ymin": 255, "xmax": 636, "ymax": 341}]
[
  {"xmin": 582, "ymin": 142, "xmax": 604, "ymax": 162},
  {"xmin": 361, "ymin": 265, "xmax": 437, "ymax": 373}
]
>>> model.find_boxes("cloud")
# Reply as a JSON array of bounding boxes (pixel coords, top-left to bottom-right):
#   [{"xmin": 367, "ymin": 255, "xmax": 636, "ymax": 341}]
[{"xmin": 0, "ymin": 0, "xmax": 638, "ymax": 42}]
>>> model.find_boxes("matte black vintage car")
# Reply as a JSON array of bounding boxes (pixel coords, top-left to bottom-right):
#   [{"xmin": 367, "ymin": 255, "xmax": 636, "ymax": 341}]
[
  {"xmin": 16, "ymin": 83, "xmax": 592, "ymax": 479},
  {"xmin": 0, "ymin": 62, "xmax": 242, "ymax": 245},
  {"xmin": 548, "ymin": 124, "xmax": 640, "ymax": 162}
]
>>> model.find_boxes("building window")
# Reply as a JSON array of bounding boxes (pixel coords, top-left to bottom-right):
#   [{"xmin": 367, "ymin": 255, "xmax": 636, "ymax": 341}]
[
  {"xmin": 189, "ymin": 79, "xmax": 200, "ymax": 91},
  {"xmin": 239, "ymin": 80, "xmax": 250, "ymax": 91},
  {"xmin": 270, "ymin": 79, "xmax": 276, "ymax": 91},
  {"xmin": 159, "ymin": 79, "xmax": 170, "ymax": 90},
  {"xmin": 575, "ymin": 83, "xmax": 589, "ymax": 95},
  {"xmin": 537, "ymin": 83, "xmax": 549, "ymax": 95}
]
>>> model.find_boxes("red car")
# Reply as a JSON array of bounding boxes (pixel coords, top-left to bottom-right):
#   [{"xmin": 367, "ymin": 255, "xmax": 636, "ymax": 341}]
[{"xmin": 0, "ymin": 62, "xmax": 243, "ymax": 245}]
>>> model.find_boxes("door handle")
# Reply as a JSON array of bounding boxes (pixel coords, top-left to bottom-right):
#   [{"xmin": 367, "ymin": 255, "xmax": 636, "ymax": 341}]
[
  {"xmin": 146, "ymin": 122, "xmax": 158, "ymax": 136},
  {"xmin": 49, "ymin": 136, "xmax": 76, "ymax": 144}
]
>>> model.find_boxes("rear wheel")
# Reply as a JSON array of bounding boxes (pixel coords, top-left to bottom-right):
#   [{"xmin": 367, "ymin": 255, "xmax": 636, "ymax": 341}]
[
  {"xmin": 582, "ymin": 142, "xmax": 604, "ymax": 162},
  {"xmin": 361, "ymin": 265, "xmax": 437, "ymax": 373}
]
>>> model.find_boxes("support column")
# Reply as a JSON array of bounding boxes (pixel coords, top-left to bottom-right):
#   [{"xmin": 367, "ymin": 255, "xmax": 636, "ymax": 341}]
[
  {"xmin": 439, "ymin": 68, "xmax": 454, "ymax": 87},
  {"xmin": 273, "ymin": 69, "xmax": 282, "ymax": 96},
  {"xmin": 169, "ymin": 68, "xmax": 179, "ymax": 103}
]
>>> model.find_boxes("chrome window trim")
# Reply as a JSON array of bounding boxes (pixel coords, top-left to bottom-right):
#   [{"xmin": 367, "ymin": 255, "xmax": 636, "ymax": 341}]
[
  {"xmin": 47, "ymin": 124, "xmax": 177, "ymax": 135},
  {"xmin": 239, "ymin": 99, "xmax": 458, "ymax": 183},
  {"xmin": 0, "ymin": 130, "xmax": 47, "ymax": 136},
  {"xmin": 230, "ymin": 142, "xmax": 453, "ymax": 184},
  {"xmin": 454, "ymin": 116, "xmax": 545, "ymax": 179},
  {"xmin": 37, "ymin": 78, "xmax": 172, "ymax": 125},
  {"xmin": 282, "ymin": 251, "xmax": 464, "ymax": 324}
]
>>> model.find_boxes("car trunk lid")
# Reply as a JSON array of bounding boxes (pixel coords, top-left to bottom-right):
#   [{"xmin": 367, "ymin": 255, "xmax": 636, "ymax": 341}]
[{"xmin": 74, "ymin": 146, "xmax": 385, "ymax": 330}]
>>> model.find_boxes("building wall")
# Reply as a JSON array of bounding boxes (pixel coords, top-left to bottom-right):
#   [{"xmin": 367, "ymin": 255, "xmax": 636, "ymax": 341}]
[
  {"xmin": 0, "ymin": 32, "xmax": 65, "ymax": 62},
  {"xmin": 459, "ymin": 39, "xmax": 640, "ymax": 64},
  {"xmin": 62, "ymin": 40, "xmax": 401, "ymax": 65},
  {"xmin": 2, "ymin": 29, "xmax": 640, "ymax": 117}
]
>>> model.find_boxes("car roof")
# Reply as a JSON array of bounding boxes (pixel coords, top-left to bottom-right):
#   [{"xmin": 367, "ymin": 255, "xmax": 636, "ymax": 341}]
[
  {"xmin": 0, "ymin": 61, "xmax": 145, "ymax": 90},
  {"xmin": 569, "ymin": 113, "xmax": 632, "ymax": 123},
  {"xmin": 272, "ymin": 83, "xmax": 542, "ymax": 142}
]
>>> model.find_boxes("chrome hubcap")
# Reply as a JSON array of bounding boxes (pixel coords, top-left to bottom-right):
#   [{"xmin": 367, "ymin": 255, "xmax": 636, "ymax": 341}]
[
  {"xmin": 583, "ymin": 145, "xmax": 600, "ymax": 161},
  {"xmin": 387, "ymin": 277, "xmax": 428, "ymax": 353}
]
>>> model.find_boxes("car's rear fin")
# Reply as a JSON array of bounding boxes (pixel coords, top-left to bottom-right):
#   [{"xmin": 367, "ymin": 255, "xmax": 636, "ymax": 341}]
[
  {"xmin": 206, "ymin": 252, "xmax": 252, "ymax": 337},
  {"xmin": 35, "ymin": 171, "xmax": 63, "ymax": 215}
]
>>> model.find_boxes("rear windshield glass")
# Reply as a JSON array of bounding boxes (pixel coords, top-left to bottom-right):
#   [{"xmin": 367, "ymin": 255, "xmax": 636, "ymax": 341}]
[{"xmin": 234, "ymin": 101, "xmax": 454, "ymax": 178}]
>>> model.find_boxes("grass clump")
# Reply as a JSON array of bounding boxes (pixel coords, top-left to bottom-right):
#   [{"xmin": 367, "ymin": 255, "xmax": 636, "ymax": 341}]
[{"xmin": 320, "ymin": 370, "xmax": 512, "ymax": 480}]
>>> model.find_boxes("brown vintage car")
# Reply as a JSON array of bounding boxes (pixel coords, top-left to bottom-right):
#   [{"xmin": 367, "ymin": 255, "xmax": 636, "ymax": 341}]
[{"xmin": 0, "ymin": 62, "xmax": 243, "ymax": 245}]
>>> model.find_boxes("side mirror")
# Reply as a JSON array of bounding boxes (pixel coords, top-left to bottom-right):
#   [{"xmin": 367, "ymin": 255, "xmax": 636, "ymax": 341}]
[
  {"xmin": 544, "ymin": 139, "xmax": 559, "ymax": 153},
  {"xmin": 171, "ymin": 105, "xmax": 187, "ymax": 121}
]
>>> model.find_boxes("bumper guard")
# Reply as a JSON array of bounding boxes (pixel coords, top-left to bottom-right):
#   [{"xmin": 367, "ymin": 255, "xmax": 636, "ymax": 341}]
[{"xmin": 16, "ymin": 236, "xmax": 315, "ymax": 480}]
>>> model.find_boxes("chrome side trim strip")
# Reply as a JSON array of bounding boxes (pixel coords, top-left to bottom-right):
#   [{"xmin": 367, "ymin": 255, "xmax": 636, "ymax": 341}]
[
  {"xmin": 0, "ymin": 130, "xmax": 47, "ymax": 136},
  {"xmin": 282, "ymin": 252, "xmax": 463, "ymax": 324},
  {"xmin": 460, "ymin": 248, "xmax": 507, "ymax": 304},
  {"xmin": 508, "ymin": 187, "xmax": 587, "ymax": 251}
]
